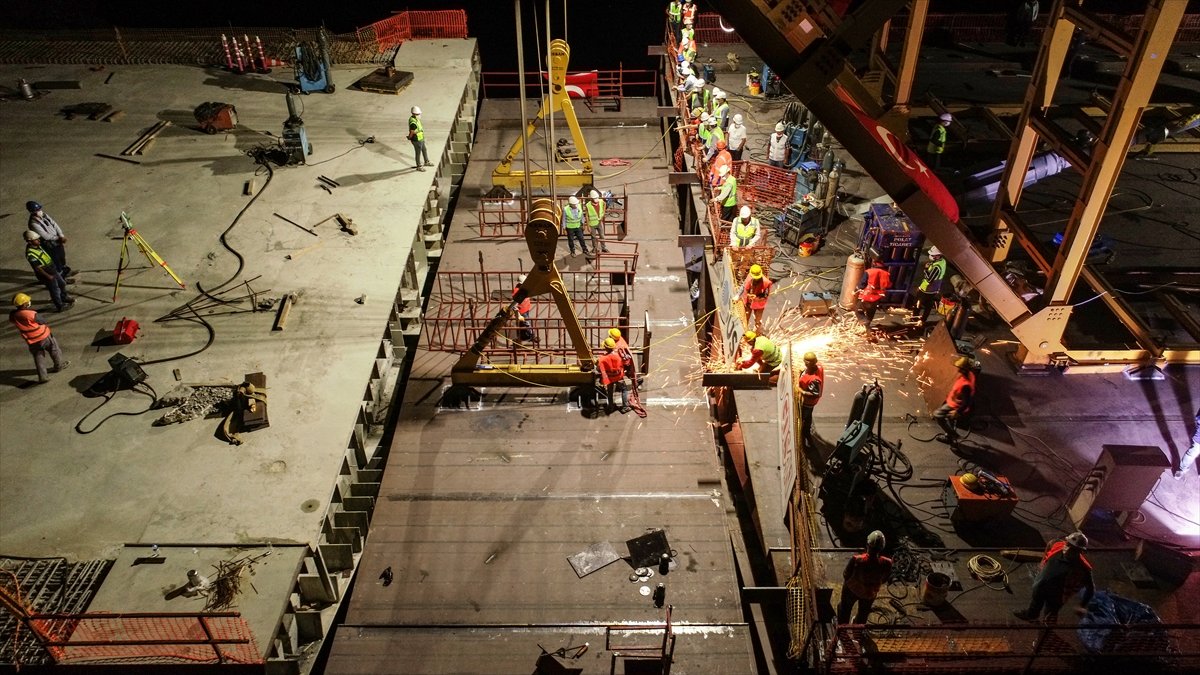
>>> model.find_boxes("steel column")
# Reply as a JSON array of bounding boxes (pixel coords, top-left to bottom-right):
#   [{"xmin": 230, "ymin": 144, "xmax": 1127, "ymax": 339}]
[{"xmin": 891, "ymin": 0, "xmax": 929, "ymax": 112}]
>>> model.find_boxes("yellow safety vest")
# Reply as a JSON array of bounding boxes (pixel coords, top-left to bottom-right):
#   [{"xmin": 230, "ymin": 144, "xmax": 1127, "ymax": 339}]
[{"xmin": 409, "ymin": 115, "xmax": 424, "ymax": 142}]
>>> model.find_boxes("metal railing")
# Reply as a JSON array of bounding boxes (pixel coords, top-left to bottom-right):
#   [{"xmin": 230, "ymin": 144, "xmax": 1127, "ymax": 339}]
[
  {"xmin": 477, "ymin": 188, "xmax": 628, "ymax": 239},
  {"xmin": 480, "ymin": 68, "xmax": 658, "ymax": 100}
]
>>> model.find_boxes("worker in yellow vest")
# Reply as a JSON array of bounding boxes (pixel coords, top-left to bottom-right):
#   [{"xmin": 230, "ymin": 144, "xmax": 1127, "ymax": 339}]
[
  {"xmin": 926, "ymin": 113, "xmax": 951, "ymax": 169},
  {"xmin": 712, "ymin": 89, "xmax": 730, "ymax": 131},
  {"xmin": 667, "ymin": 1, "xmax": 682, "ymax": 42},
  {"xmin": 408, "ymin": 105, "xmax": 432, "ymax": 171},
  {"xmin": 9, "ymin": 292, "xmax": 69, "ymax": 384},
  {"xmin": 712, "ymin": 164, "xmax": 738, "ymax": 222},
  {"xmin": 586, "ymin": 190, "xmax": 608, "ymax": 254},
  {"xmin": 730, "ymin": 206, "xmax": 761, "ymax": 248},
  {"xmin": 562, "ymin": 195, "xmax": 590, "ymax": 257}
]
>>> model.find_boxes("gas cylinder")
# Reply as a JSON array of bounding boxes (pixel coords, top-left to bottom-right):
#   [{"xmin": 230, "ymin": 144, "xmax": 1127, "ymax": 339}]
[{"xmin": 839, "ymin": 252, "xmax": 866, "ymax": 310}]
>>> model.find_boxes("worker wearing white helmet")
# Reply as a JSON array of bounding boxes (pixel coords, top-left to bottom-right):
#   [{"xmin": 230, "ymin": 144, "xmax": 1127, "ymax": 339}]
[
  {"xmin": 838, "ymin": 531, "xmax": 893, "ymax": 625},
  {"xmin": 695, "ymin": 111, "xmax": 713, "ymax": 146},
  {"xmin": 730, "ymin": 205, "xmax": 761, "ymax": 248},
  {"xmin": 926, "ymin": 112, "xmax": 952, "ymax": 169},
  {"xmin": 768, "ymin": 122, "xmax": 789, "ymax": 168},
  {"xmin": 727, "ymin": 113, "xmax": 747, "ymax": 160},
  {"xmin": 712, "ymin": 89, "xmax": 730, "ymax": 131},
  {"xmin": 408, "ymin": 105, "xmax": 432, "ymax": 171},
  {"xmin": 913, "ymin": 245, "xmax": 948, "ymax": 326},
  {"xmin": 711, "ymin": 163, "xmax": 738, "ymax": 222},
  {"xmin": 562, "ymin": 195, "xmax": 589, "ymax": 257},
  {"xmin": 24, "ymin": 231, "xmax": 74, "ymax": 312}
]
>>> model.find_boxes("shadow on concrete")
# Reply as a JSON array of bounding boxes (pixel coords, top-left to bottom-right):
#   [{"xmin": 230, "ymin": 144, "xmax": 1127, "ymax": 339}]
[
  {"xmin": 201, "ymin": 68, "xmax": 292, "ymax": 94},
  {"xmin": 325, "ymin": 168, "xmax": 414, "ymax": 187},
  {"xmin": 952, "ymin": 512, "xmax": 1045, "ymax": 549}
]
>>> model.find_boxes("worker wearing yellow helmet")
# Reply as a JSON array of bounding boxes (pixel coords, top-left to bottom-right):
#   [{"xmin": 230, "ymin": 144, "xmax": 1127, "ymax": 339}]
[
  {"xmin": 598, "ymin": 336, "xmax": 631, "ymax": 414},
  {"xmin": 740, "ymin": 263, "xmax": 772, "ymax": 333},
  {"xmin": 736, "ymin": 330, "xmax": 783, "ymax": 384},
  {"xmin": 9, "ymin": 292, "xmax": 70, "ymax": 384},
  {"xmin": 608, "ymin": 327, "xmax": 635, "ymax": 379}
]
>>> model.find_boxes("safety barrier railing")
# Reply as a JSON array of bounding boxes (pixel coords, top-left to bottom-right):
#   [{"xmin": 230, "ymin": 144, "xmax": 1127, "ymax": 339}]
[
  {"xmin": 480, "ymin": 68, "xmax": 658, "ymax": 100},
  {"xmin": 823, "ymin": 622, "xmax": 1200, "ymax": 674},
  {"xmin": 731, "ymin": 160, "xmax": 798, "ymax": 211},
  {"xmin": 694, "ymin": 13, "xmax": 743, "ymax": 45},
  {"xmin": 23, "ymin": 611, "xmax": 261, "ymax": 665},
  {"xmin": 354, "ymin": 10, "xmax": 468, "ymax": 51},
  {"xmin": 477, "ymin": 188, "xmax": 628, "ymax": 239}
]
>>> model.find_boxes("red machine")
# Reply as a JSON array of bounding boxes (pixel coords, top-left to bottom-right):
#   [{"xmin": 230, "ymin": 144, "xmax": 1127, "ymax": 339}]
[
  {"xmin": 113, "ymin": 318, "xmax": 139, "ymax": 345},
  {"xmin": 193, "ymin": 102, "xmax": 238, "ymax": 134}
]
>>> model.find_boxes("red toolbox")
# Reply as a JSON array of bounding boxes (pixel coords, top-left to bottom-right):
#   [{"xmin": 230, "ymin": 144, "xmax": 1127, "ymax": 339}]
[{"xmin": 113, "ymin": 317, "xmax": 139, "ymax": 345}]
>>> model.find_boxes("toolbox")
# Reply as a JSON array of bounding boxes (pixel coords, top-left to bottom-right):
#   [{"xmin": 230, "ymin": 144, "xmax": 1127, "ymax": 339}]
[{"xmin": 113, "ymin": 317, "xmax": 139, "ymax": 345}]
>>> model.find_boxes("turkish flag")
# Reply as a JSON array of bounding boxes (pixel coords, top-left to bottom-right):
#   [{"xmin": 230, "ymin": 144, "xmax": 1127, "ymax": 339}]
[
  {"xmin": 543, "ymin": 70, "xmax": 599, "ymax": 98},
  {"xmin": 832, "ymin": 84, "xmax": 960, "ymax": 223}
]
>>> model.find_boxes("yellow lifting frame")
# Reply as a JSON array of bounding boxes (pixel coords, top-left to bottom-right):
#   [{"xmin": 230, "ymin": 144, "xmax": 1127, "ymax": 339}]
[
  {"xmin": 492, "ymin": 39, "xmax": 594, "ymax": 190},
  {"xmin": 451, "ymin": 198, "xmax": 597, "ymax": 387}
]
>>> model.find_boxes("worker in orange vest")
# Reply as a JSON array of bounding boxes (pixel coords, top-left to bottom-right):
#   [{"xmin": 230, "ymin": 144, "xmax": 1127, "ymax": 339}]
[
  {"xmin": 608, "ymin": 327, "xmax": 636, "ymax": 381},
  {"xmin": 838, "ymin": 530, "xmax": 893, "ymax": 624},
  {"xmin": 857, "ymin": 258, "xmax": 891, "ymax": 329},
  {"xmin": 9, "ymin": 292, "xmax": 69, "ymax": 384},
  {"xmin": 598, "ymin": 337, "xmax": 630, "ymax": 414},
  {"xmin": 708, "ymin": 139, "xmax": 731, "ymax": 186},
  {"xmin": 512, "ymin": 285, "xmax": 535, "ymax": 343},
  {"xmin": 933, "ymin": 355, "xmax": 975, "ymax": 445},
  {"xmin": 1014, "ymin": 532, "xmax": 1095, "ymax": 623},
  {"xmin": 799, "ymin": 352, "xmax": 824, "ymax": 448},
  {"xmin": 740, "ymin": 263, "xmax": 771, "ymax": 333}
]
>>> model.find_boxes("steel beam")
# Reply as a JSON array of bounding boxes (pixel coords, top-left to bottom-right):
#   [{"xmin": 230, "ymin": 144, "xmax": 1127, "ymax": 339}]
[
  {"xmin": 701, "ymin": 372, "xmax": 774, "ymax": 389},
  {"xmin": 892, "ymin": 0, "xmax": 929, "ymax": 111}
]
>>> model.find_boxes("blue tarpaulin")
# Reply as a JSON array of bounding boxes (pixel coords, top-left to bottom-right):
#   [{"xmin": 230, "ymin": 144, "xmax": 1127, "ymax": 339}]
[{"xmin": 1078, "ymin": 590, "xmax": 1168, "ymax": 655}]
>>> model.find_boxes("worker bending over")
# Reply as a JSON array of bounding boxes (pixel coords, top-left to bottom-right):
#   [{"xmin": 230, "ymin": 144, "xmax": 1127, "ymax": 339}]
[{"xmin": 736, "ymin": 331, "xmax": 782, "ymax": 384}]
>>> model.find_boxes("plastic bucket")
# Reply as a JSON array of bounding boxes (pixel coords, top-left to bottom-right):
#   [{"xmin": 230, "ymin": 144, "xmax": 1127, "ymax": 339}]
[
  {"xmin": 748, "ymin": 82, "xmax": 761, "ymax": 96},
  {"xmin": 922, "ymin": 572, "xmax": 950, "ymax": 606}
]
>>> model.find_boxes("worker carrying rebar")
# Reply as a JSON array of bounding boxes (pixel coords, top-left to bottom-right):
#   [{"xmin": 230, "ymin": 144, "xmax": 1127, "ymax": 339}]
[
  {"xmin": 740, "ymin": 263, "xmax": 771, "ymax": 332},
  {"xmin": 838, "ymin": 530, "xmax": 893, "ymax": 624},
  {"xmin": 598, "ymin": 337, "xmax": 631, "ymax": 415},
  {"xmin": 933, "ymin": 355, "xmax": 975, "ymax": 446},
  {"xmin": 1013, "ymin": 532, "xmax": 1095, "ymax": 623},
  {"xmin": 736, "ymin": 330, "xmax": 782, "ymax": 385},
  {"xmin": 711, "ymin": 164, "xmax": 738, "ymax": 222},
  {"xmin": 730, "ymin": 206, "xmax": 761, "ymax": 248}
]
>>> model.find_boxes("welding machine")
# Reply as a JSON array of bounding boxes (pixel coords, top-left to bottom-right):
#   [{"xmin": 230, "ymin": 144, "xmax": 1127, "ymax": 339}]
[{"xmin": 281, "ymin": 92, "xmax": 312, "ymax": 165}]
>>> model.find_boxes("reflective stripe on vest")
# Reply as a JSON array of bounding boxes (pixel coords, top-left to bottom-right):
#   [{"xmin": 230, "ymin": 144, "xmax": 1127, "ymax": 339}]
[
  {"xmin": 26, "ymin": 246, "xmax": 52, "ymax": 269},
  {"xmin": 918, "ymin": 258, "xmax": 947, "ymax": 292},
  {"xmin": 409, "ymin": 115, "xmax": 424, "ymax": 142},
  {"xmin": 10, "ymin": 308, "xmax": 50, "ymax": 345},
  {"xmin": 563, "ymin": 205, "xmax": 584, "ymax": 229},
  {"xmin": 720, "ymin": 176, "xmax": 738, "ymax": 207},
  {"xmin": 755, "ymin": 336, "xmax": 782, "ymax": 369},
  {"xmin": 586, "ymin": 201, "xmax": 605, "ymax": 226},
  {"xmin": 669, "ymin": 2, "xmax": 681, "ymax": 21},
  {"xmin": 733, "ymin": 217, "xmax": 759, "ymax": 246}
]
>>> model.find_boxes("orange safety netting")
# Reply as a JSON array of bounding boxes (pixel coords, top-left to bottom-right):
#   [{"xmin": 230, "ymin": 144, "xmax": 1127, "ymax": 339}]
[
  {"xmin": 732, "ymin": 161, "xmax": 797, "ymax": 211},
  {"xmin": 34, "ymin": 613, "xmax": 261, "ymax": 665}
]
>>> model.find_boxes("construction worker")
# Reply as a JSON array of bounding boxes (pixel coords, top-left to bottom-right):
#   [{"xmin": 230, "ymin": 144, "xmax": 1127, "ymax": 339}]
[
  {"xmin": 736, "ymin": 331, "xmax": 782, "ymax": 383},
  {"xmin": 768, "ymin": 122, "xmax": 789, "ymax": 168},
  {"xmin": 667, "ymin": 0, "xmax": 683, "ymax": 42},
  {"xmin": 708, "ymin": 140, "xmax": 731, "ymax": 187},
  {"xmin": 730, "ymin": 206, "xmax": 761, "ymax": 248},
  {"xmin": 9, "ymin": 292, "xmax": 69, "ymax": 384},
  {"xmin": 1013, "ymin": 532, "xmax": 1095, "ymax": 623},
  {"xmin": 712, "ymin": 89, "xmax": 730, "ymax": 131},
  {"xmin": 857, "ymin": 258, "xmax": 892, "ymax": 328},
  {"xmin": 408, "ymin": 105, "xmax": 432, "ymax": 171},
  {"xmin": 585, "ymin": 189, "xmax": 608, "ymax": 254},
  {"xmin": 914, "ymin": 246, "xmax": 947, "ymax": 325},
  {"xmin": 598, "ymin": 337, "xmax": 631, "ymax": 414},
  {"xmin": 837, "ymin": 530, "xmax": 892, "ymax": 624},
  {"xmin": 727, "ymin": 114, "xmax": 747, "ymax": 161},
  {"xmin": 1174, "ymin": 411, "xmax": 1200, "ymax": 479},
  {"xmin": 799, "ymin": 352, "xmax": 824, "ymax": 448},
  {"xmin": 561, "ymin": 195, "xmax": 590, "ymax": 257},
  {"xmin": 27, "ymin": 201, "xmax": 71, "ymax": 278},
  {"xmin": 512, "ymin": 285, "xmax": 535, "ymax": 343},
  {"xmin": 703, "ymin": 117, "xmax": 726, "ymax": 162},
  {"xmin": 690, "ymin": 86, "xmax": 711, "ymax": 117},
  {"xmin": 695, "ymin": 112, "xmax": 713, "ymax": 147},
  {"xmin": 682, "ymin": 2, "xmax": 697, "ymax": 25},
  {"xmin": 926, "ymin": 112, "xmax": 951, "ymax": 169},
  {"xmin": 741, "ymin": 263, "xmax": 771, "ymax": 332},
  {"xmin": 608, "ymin": 327, "xmax": 637, "ymax": 381},
  {"xmin": 712, "ymin": 164, "xmax": 738, "ymax": 222},
  {"xmin": 25, "ymin": 231, "xmax": 74, "ymax": 312},
  {"xmin": 933, "ymin": 356, "xmax": 975, "ymax": 445}
]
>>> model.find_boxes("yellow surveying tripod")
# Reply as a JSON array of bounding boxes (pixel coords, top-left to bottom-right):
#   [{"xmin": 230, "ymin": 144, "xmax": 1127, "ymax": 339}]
[{"xmin": 114, "ymin": 212, "xmax": 186, "ymax": 302}]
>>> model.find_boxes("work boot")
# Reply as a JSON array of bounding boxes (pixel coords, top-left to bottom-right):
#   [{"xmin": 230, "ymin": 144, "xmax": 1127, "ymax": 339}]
[
  {"xmin": 424, "ymin": 161, "xmax": 433, "ymax": 167},
  {"xmin": 416, "ymin": 166, "xmax": 426, "ymax": 172},
  {"xmin": 1012, "ymin": 610, "xmax": 1035, "ymax": 621},
  {"xmin": 620, "ymin": 406, "xmax": 632, "ymax": 414},
  {"xmin": 52, "ymin": 361, "xmax": 71, "ymax": 373},
  {"xmin": 935, "ymin": 433, "xmax": 958, "ymax": 445}
]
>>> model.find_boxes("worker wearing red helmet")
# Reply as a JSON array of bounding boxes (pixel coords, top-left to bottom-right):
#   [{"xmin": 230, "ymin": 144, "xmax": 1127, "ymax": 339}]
[
  {"xmin": 838, "ymin": 530, "xmax": 893, "ymax": 624},
  {"xmin": 1014, "ymin": 532, "xmax": 1095, "ymax": 623}
]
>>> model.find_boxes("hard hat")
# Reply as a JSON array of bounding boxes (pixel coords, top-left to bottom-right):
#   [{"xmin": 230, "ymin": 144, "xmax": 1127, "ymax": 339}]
[
  {"xmin": 706, "ymin": 117, "xmax": 718, "ymax": 126},
  {"xmin": 590, "ymin": 189, "xmax": 601, "ymax": 200},
  {"xmin": 603, "ymin": 337, "xmax": 616, "ymax": 349},
  {"xmin": 732, "ymin": 113, "xmax": 743, "ymax": 124},
  {"xmin": 608, "ymin": 328, "xmax": 622, "ymax": 339},
  {"xmin": 803, "ymin": 351, "xmax": 817, "ymax": 364},
  {"xmin": 739, "ymin": 205, "xmax": 751, "ymax": 219},
  {"xmin": 953, "ymin": 356, "xmax": 971, "ymax": 370},
  {"xmin": 718, "ymin": 164, "xmax": 729, "ymax": 176},
  {"xmin": 866, "ymin": 530, "xmax": 886, "ymax": 552},
  {"xmin": 13, "ymin": 292, "xmax": 32, "ymax": 307},
  {"xmin": 699, "ymin": 112, "xmax": 710, "ymax": 122},
  {"xmin": 680, "ymin": 59, "xmax": 690, "ymax": 69},
  {"xmin": 26, "ymin": 201, "xmax": 42, "ymax": 213},
  {"xmin": 929, "ymin": 246, "xmax": 942, "ymax": 257},
  {"xmin": 774, "ymin": 122, "xmax": 785, "ymax": 133},
  {"xmin": 749, "ymin": 263, "xmax": 763, "ymax": 279},
  {"xmin": 939, "ymin": 112, "xmax": 952, "ymax": 124},
  {"xmin": 1065, "ymin": 532, "xmax": 1089, "ymax": 550},
  {"xmin": 716, "ymin": 139, "xmax": 726, "ymax": 149},
  {"xmin": 744, "ymin": 330, "xmax": 757, "ymax": 342},
  {"xmin": 960, "ymin": 472, "xmax": 979, "ymax": 488},
  {"xmin": 568, "ymin": 195, "xmax": 579, "ymax": 206},
  {"xmin": 23, "ymin": 230, "xmax": 40, "ymax": 241},
  {"xmin": 713, "ymin": 88, "xmax": 725, "ymax": 99},
  {"xmin": 411, "ymin": 106, "xmax": 422, "ymax": 115}
]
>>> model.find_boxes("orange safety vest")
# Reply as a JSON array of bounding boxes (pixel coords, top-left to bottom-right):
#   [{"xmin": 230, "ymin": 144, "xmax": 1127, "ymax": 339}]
[
  {"xmin": 512, "ymin": 288, "xmax": 531, "ymax": 315},
  {"xmin": 945, "ymin": 370, "xmax": 976, "ymax": 413},
  {"xmin": 799, "ymin": 364, "xmax": 824, "ymax": 407},
  {"xmin": 598, "ymin": 351, "xmax": 625, "ymax": 386},
  {"xmin": 1039, "ymin": 541, "xmax": 1094, "ymax": 601},
  {"xmin": 844, "ymin": 552, "xmax": 893, "ymax": 599},
  {"xmin": 859, "ymin": 266, "xmax": 891, "ymax": 303},
  {"xmin": 10, "ymin": 308, "xmax": 50, "ymax": 345},
  {"xmin": 709, "ymin": 150, "xmax": 731, "ymax": 185}
]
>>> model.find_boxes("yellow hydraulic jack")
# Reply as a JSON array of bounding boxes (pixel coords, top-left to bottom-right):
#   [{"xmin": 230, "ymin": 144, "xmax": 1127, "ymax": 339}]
[
  {"xmin": 450, "ymin": 198, "xmax": 596, "ymax": 389},
  {"xmin": 490, "ymin": 39, "xmax": 594, "ymax": 192}
]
